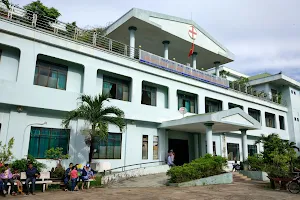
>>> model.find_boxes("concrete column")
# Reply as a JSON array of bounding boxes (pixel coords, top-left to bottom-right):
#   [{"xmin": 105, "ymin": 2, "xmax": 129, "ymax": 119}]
[
  {"xmin": 162, "ymin": 41, "xmax": 170, "ymax": 59},
  {"xmin": 214, "ymin": 61, "xmax": 221, "ymax": 77},
  {"xmin": 131, "ymin": 78, "xmax": 142, "ymax": 104},
  {"xmin": 83, "ymin": 67, "xmax": 98, "ymax": 95},
  {"xmin": 169, "ymin": 87, "xmax": 178, "ymax": 111},
  {"xmin": 240, "ymin": 129, "xmax": 248, "ymax": 161},
  {"xmin": 128, "ymin": 26, "xmax": 137, "ymax": 58},
  {"xmin": 205, "ymin": 123, "xmax": 214, "ymax": 155},
  {"xmin": 194, "ymin": 133, "xmax": 199, "ymax": 159},
  {"xmin": 200, "ymin": 133, "xmax": 206, "ymax": 156},
  {"xmin": 17, "ymin": 48, "xmax": 37, "ymax": 85},
  {"xmin": 192, "ymin": 52, "xmax": 198, "ymax": 69}
]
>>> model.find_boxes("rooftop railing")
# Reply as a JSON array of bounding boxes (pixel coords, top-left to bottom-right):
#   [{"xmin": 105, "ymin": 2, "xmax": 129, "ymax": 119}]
[{"xmin": 0, "ymin": 4, "xmax": 287, "ymax": 106}]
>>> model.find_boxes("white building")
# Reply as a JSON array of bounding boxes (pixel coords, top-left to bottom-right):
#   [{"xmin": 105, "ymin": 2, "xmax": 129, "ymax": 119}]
[{"xmin": 0, "ymin": 5, "xmax": 299, "ymax": 170}]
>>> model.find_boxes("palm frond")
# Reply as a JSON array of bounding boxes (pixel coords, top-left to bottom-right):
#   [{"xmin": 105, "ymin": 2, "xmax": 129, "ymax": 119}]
[
  {"xmin": 100, "ymin": 106, "xmax": 125, "ymax": 118},
  {"xmin": 100, "ymin": 116, "xmax": 125, "ymax": 131}
]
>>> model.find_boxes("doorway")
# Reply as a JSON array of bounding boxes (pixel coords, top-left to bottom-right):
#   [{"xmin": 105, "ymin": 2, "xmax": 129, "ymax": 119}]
[{"xmin": 168, "ymin": 139, "xmax": 189, "ymax": 166}]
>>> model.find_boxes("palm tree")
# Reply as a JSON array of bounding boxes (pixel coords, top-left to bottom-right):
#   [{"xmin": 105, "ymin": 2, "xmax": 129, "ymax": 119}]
[
  {"xmin": 62, "ymin": 94, "xmax": 125, "ymax": 163},
  {"xmin": 1, "ymin": 0, "xmax": 10, "ymax": 9}
]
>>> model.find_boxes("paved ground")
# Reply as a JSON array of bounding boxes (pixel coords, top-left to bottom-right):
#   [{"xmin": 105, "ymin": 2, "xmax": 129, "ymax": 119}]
[{"xmin": 5, "ymin": 173, "xmax": 300, "ymax": 199}]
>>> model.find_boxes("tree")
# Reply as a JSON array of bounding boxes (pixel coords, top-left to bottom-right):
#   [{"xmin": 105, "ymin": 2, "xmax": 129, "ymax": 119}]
[
  {"xmin": 62, "ymin": 94, "xmax": 125, "ymax": 163},
  {"xmin": 23, "ymin": 0, "xmax": 60, "ymax": 19},
  {"xmin": 0, "ymin": 137, "xmax": 14, "ymax": 164},
  {"xmin": 45, "ymin": 147, "xmax": 69, "ymax": 166},
  {"xmin": 1, "ymin": 0, "xmax": 9, "ymax": 9}
]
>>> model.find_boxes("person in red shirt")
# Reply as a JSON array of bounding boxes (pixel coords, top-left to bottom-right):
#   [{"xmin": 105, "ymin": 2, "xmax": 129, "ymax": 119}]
[{"xmin": 70, "ymin": 166, "xmax": 78, "ymax": 191}]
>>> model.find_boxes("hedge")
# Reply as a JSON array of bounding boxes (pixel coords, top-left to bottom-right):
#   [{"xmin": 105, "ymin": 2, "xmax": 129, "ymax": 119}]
[{"xmin": 166, "ymin": 154, "xmax": 227, "ymax": 183}]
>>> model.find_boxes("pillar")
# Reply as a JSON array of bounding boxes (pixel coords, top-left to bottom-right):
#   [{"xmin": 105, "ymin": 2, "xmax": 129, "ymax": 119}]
[
  {"xmin": 162, "ymin": 41, "xmax": 170, "ymax": 59},
  {"xmin": 205, "ymin": 123, "xmax": 214, "ymax": 155},
  {"xmin": 200, "ymin": 133, "xmax": 206, "ymax": 156},
  {"xmin": 241, "ymin": 129, "xmax": 248, "ymax": 161},
  {"xmin": 192, "ymin": 52, "xmax": 197, "ymax": 69},
  {"xmin": 128, "ymin": 26, "xmax": 137, "ymax": 58},
  {"xmin": 194, "ymin": 133, "xmax": 199, "ymax": 159},
  {"xmin": 214, "ymin": 61, "xmax": 220, "ymax": 77}
]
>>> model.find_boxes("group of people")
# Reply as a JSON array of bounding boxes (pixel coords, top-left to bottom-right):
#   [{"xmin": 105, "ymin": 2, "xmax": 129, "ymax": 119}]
[
  {"xmin": 63, "ymin": 163, "xmax": 95, "ymax": 191},
  {"xmin": 0, "ymin": 162, "xmax": 39, "ymax": 197}
]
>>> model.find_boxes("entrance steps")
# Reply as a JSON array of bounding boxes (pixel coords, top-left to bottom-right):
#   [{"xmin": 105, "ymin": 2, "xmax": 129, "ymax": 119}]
[{"xmin": 233, "ymin": 172, "xmax": 251, "ymax": 182}]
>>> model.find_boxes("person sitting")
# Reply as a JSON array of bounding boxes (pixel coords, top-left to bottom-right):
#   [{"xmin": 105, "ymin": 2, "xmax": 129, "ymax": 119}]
[
  {"xmin": 0, "ymin": 164, "xmax": 16, "ymax": 196},
  {"xmin": 232, "ymin": 159, "xmax": 241, "ymax": 172},
  {"xmin": 0, "ymin": 178, "xmax": 5, "ymax": 197},
  {"xmin": 12, "ymin": 169, "xmax": 23, "ymax": 195},
  {"xmin": 25, "ymin": 163, "xmax": 40, "ymax": 195},
  {"xmin": 63, "ymin": 163, "xmax": 73, "ymax": 191},
  {"xmin": 80, "ymin": 164, "xmax": 95, "ymax": 190}
]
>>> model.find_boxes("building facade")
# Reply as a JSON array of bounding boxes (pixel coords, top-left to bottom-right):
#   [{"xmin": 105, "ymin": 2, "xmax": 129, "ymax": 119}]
[{"xmin": 0, "ymin": 4, "xmax": 299, "ymax": 170}]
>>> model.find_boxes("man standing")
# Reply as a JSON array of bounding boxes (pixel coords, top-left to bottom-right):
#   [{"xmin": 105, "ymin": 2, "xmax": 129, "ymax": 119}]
[
  {"xmin": 167, "ymin": 150, "xmax": 175, "ymax": 168},
  {"xmin": 25, "ymin": 163, "xmax": 40, "ymax": 195},
  {"xmin": 64, "ymin": 163, "xmax": 73, "ymax": 191}
]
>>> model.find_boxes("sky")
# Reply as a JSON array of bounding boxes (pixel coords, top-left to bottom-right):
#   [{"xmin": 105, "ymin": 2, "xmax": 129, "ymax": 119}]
[{"xmin": 12, "ymin": 0, "xmax": 300, "ymax": 81}]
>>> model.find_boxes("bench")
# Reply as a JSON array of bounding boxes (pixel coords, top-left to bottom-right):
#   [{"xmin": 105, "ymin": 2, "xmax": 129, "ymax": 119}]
[{"xmin": 7, "ymin": 172, "xmax": 52, "ymax": 193}]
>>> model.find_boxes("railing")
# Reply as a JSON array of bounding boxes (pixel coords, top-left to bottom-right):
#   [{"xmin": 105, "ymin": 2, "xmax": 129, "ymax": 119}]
[
  {"xmin": 103, "ymin": 161, "xmax": 165, "ymax": 175},
  {"xmin": 0, "ymin": 4, "xmax": 140, "ymax": 59},
  {"xmin": 228, "ymin": 82, "xmax": 287, "ymax": 106}
]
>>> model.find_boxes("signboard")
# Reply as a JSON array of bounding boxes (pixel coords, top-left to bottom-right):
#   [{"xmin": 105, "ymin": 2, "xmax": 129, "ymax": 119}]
[
  {"xmin": 188, "ymin": 25, "xmax": 197, "ymax": 40},
  {"xmin": 139, "ymin": 50, "xmax": 229, "ymax": 88},
  {"xmin": 179, "ymin": 107, "xmax": 187, "ymax": 118}
]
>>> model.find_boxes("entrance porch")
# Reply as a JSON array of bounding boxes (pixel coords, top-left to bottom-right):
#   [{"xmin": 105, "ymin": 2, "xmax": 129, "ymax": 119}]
[{"xmin": 159, "ymin": 108, "xmax": 261, "ymax": 165}]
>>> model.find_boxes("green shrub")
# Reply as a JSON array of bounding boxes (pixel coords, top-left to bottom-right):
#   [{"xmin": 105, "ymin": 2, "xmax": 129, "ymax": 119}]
[
  {"xmin": 247, "ymin": 154, "xmax": 265, "ymax": 171},
  {"xmin": 11, "ymin": 155, "xmax": 46, "ymax": 172},
  {"xmin": 89, "ymin": 176, "xmax": 102, "ymax": 187},
  {"xmin": 166, "ymin": 154, "xmax": 227, "ymax": 183},
  {"xmin": 50, "ymin": 166, "xmax": 65, "ymax": 179}
]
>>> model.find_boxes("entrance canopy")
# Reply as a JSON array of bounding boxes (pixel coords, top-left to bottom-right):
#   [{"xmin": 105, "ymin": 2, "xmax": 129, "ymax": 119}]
[{"xmin": 158, "ymin": 108, "xmax": 261, "ymax": 133}]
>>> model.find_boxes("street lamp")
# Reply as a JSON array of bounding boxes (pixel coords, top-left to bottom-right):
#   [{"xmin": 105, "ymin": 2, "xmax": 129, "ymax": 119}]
[{"xmin": 21, "ymin": 122, "xmax": 47, "ymax": 156}]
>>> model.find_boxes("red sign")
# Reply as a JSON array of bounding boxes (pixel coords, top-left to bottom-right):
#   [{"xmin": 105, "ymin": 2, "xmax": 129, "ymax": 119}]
[{"xmin": 188, "ymin": 25, "xmax": 197, "ymax": 40}]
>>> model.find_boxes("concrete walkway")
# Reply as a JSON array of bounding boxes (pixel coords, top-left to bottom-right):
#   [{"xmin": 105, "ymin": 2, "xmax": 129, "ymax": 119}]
[{"xmin": 108, "ymin": 173, "xmax": 168, "ymax": 188}]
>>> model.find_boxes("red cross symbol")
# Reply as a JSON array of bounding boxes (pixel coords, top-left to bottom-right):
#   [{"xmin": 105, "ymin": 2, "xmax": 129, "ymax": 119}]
[{"xmin": 188, "ymin": 25, "xmax": 197, "ymax": 40}]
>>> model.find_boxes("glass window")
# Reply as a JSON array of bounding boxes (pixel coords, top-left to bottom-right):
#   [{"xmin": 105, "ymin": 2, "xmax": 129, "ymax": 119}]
[
  {"xmin": 205, "ymin": 141, "xmax": 217, "ymax": 156},
  {"xmin": 28, "ymin": 127, "xmax": 70, "ymax": 158},
  {"xmin": 228, "ymin": 103, "xmax": 243, "ymax": 110},
  {"xmin": 34, "ymin": 60, "xmax": 68, "ymax": 90},
  {"xmin": 142, "ymin": 135, "xmax": 148, "ymax": 159},
  {"xmin": 142, "ymin": 85, "xmax": 156, "ymax": 106},
  {"xmin": 279, "ymin": 115, "xmax": 285, "ymax": 130},
  {"xmin": 92, "ymin": 133, "xmax": 122, "ymax": 159},
  {"xmin": 205, "ymin": 97, "xmax": 222, "ymax": 113},
  {"xmin": 178, "ymin": 93, "xmax": 196, "ymax": 113},
  {"xmin": 248, "ymin": 108, "xmax": 261, "ymax": 123},
  {"xmin": 248, "ymin": 145, "xmax": 257, "ymax": 156},
  {"xmin": 265, "ymin": 112, "xmax": 276, "ymax": 128},
  {"xmin": 153, "ymin": 136, "xmax": 159, "ymax": 160},
  {"xmin": 227, "ymin": 143, "xmax": 240, "ymax": 161},
  {"xmin": 103, "ymin": 76, "xmax": 130, "ymax": 101}
]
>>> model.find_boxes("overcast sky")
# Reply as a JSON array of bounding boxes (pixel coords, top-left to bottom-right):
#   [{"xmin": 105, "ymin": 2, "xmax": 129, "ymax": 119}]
[{"xmin": 13, "ymin": 0, "xmax": 300, "ymax": 81}]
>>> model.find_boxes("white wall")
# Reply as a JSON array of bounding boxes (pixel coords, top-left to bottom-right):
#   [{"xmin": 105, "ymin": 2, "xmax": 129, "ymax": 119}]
[{"xmin": 0, "ymin": 44, "xmax": 20, "ymax": 82}]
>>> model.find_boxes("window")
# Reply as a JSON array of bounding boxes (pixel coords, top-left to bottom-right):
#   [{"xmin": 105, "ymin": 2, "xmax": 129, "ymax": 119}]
[
  {"xmin": 248, "ymin": 108, "xmax": 261, "ymax": 123},
  {"xmin": 265, "ymin": 112, "xmax": 276, "ymax": 128},
  {"xmin": 34, "ymin": 60, "xmax": 68, "ymax": 90},
  {"xmin": 248, "ymin": 145, "xmax": 257, "ymax": 156},
  {"xmin": 279, "ymin": 115, "xmax": 285, "ymax": 130},
  {"xmin": 228, "ymin": 103, "xmax": 243, "ymax": 110},
  {"xmin": 141, "ymin": 84, "xmax": 156, "ymax": 106},
  {"xmin": 205, "ymin": 141, "xmax": 217, "ymax": 156},
  {"xmin": 227, "ymin": 143, "xmax": 240, "ymax": 161},
  {"xmin": 28, "ymin": 127, "xmax": 70, "ymax": 158},
  {"xmin": 205, "ymin": 97, "xmax": 222, "ymax": 113},
  {"xmin": 103, "ymin": 76, "xmax": 129, "ymax": 101},
  {"xmin": 142, "ymin": 135, "xmax": 148, "ymax": 159},
  {"xmin": 178, "ymin": 92, "xmax": 196, "ymax": 113},
  {"xmin": 271, "ymin": 89, "xmax": 278, "ymax": 102},
  {"xmin": 0, "ymin": 49, "xmax": 2, "ymax": 62},
  {"xmin": 153, "ymin": 136, "xmax": 159, "ymax": 160},
  {"xmin": 92, "ymin": 133, "xmax": 122, "ymax": 159}
]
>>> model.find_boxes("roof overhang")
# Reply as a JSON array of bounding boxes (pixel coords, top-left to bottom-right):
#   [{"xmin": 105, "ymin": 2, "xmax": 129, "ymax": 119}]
[
  {"xmin": 249, "ymin": 74, "xmax": 300, "ymax": 89},
  {"xmin": 105, "ymin": 8, "xmax": 234, "ymax": 70},
  {"xmin": 158, "ymin": 108, "xmax": 261, "ymax": 133}
]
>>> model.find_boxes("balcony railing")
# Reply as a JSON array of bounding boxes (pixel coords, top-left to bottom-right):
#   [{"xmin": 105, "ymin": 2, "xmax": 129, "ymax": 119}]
[
  {"xmin": 0, "ymin": 4, "xmax": 287, "ymax": 106},
  {"xmin": 228, "ymin": 82, "xmax": 287, "ymax": 106}
]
